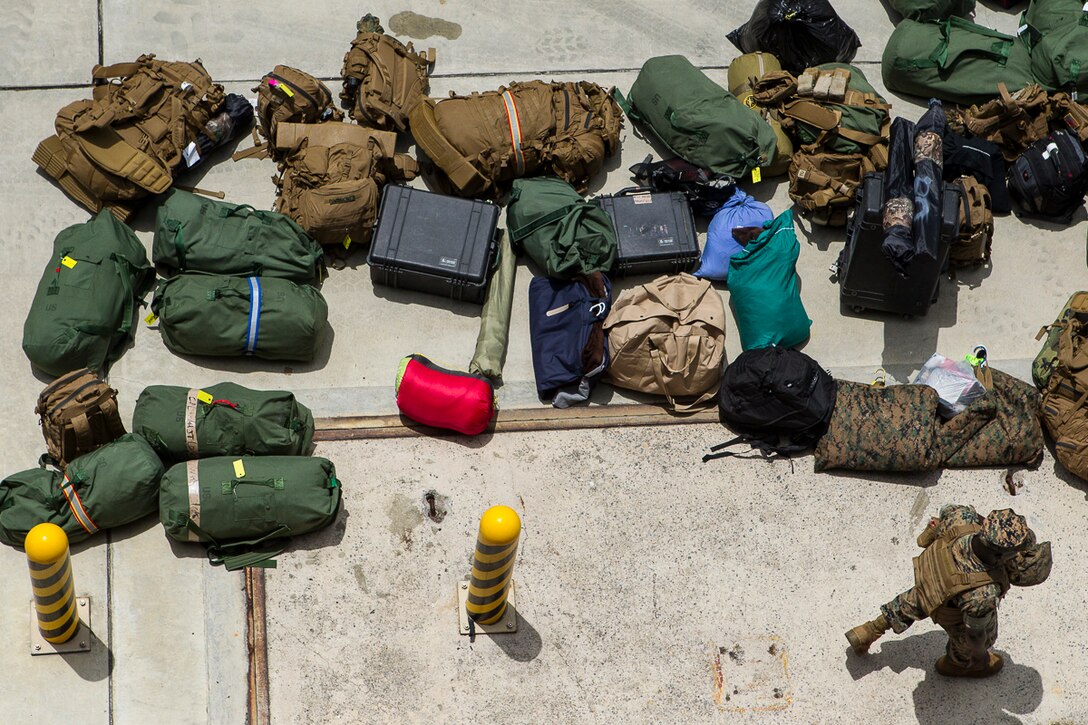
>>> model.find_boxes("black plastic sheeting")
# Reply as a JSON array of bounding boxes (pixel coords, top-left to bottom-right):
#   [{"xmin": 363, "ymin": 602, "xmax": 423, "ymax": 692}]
[{"xmin": 727, "ymin": 0, "xmax": 861, "ymax": 75}]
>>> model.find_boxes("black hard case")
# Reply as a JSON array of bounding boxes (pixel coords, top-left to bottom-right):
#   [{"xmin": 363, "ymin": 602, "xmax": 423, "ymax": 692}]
[
  {"xmin": 594, "ymin": 188, "xmax": 699, "ymax": 277},
  {"xmin": 838, "ymin": 173, "xmax": 961, "ymax": 317},
  {"xmin": 369, "ymin": 185, "xmax": 501, "ymax": 303}
]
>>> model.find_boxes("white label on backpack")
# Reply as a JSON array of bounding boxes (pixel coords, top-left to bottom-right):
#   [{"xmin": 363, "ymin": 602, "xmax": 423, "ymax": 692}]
[
  {"xmin": 633, "ymin": 195, "xmax": 653, "ymax": 204},
  {"xmin": 546, "ymin": 303, "xmax": 572, "ymax": 317},
  {"xmin": 183, "ymin": 141, "xmax": 201, "ymax": 167},
  {"xmin": 439, "ymin": 257, "xmax": 457, "ymax": 268}
]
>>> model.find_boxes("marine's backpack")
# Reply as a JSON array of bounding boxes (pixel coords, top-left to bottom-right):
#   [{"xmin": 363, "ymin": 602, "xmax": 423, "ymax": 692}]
[
  {"xmin": 1039, "ymin": 311, "xmax": 1088, "ymax": 481},
  {"xmin": 705, "ymin": 346, "xmax": 836, "ymax": 461},
  {"xmin": 948, "ymin": 175, "xmax": 993, "ymax": 268},
  {"xmin": 159, "ymin": 455, "xmax": 341, "ymax": 569},
  {"xmin": 340, "ymin": 14, "xmax": 434, "ymax": 131},
  {"xmin": 948, "ymin": 83, "xmax": 1052, "ymax": 162},
  {"xmin": 409, "ymin": 80, "xmax": 622, "ymax": 199},
  {"xmin": 273, "ymin": 122, "xmax": 417, "ymax": 249},
  {"xmin": 1034, "ymin": 291, "xmax": 1088, "ymax": 389},
  {"xmin": 0, "ymin": 434, "xmax": 165, "ymax": 547},
  {"xmin": 243, "ymin": 65, "xmax": 343, "ymax": 160},
  {"xmin": 23, "ymin": 211, "xmax": 155, "ymax": 378},
  {"xmin": 751, "ymin": 63, "xmax": 891, "ymax": 226},
  {"xmin": 33, "ymin": 54, "xmax": 228, "ymax": 220},
  {"xmin": 1007, "ymin": 130, "xmax": 1088, "ymax": 224},
  {"xmin": 36, "ymin": 368, "xmax": 126, "ymax": 469}
]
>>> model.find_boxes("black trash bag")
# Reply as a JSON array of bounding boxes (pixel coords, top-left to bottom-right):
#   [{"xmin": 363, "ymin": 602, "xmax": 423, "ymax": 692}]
[
  {"xmin": 727, "ymin": 0, "xmax": 861, "ymax": 75},
  {"xmin": 629, "ymin": 155, "xmax": 737, "ymax": 216},
  {"xmin": 880, "ymin": 117, "xmax": 917, "ymax": 277}
]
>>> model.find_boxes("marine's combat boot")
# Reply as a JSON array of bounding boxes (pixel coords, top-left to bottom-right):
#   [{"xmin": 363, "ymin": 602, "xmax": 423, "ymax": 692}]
[
  {"xmin": 845, "ymin": 614, "xmax": 890, "ymax": 654},
  {"xmin": 935, "ymin": 652, "xmax": 1004, "ymax": 678}
]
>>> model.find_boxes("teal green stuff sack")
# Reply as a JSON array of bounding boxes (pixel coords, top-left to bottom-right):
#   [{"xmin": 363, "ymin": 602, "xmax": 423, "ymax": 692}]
[
  {"xmin": 159, "ymin": 456, "xmax": 341, "ymax": 570},
  {"xmin": 727, "ymin": 209, "xmax": 811, "ymax": 351},
  {"xmin": 882, "ymin": 18, "xmax": 1035, "ymax": 103},
  {"xmin": 22, "ymin": 210, "xmax": 154, "ymax": 377},
  {"xmin": 888, "ymin": 0, "xmax": 975, "ymax": 21},
  {"xmin": 150, "ymin": 273, "xmax": 328, "ymax": 361},
  {"xmin": 506, "ymin": 177, "xmax": 617, "ymax": 278},
  {"xmin": 617, "ymin": 55, "xmax": 778, "ymax": 178},
  {"xmin": 132, "ymin": 383, "xmax": 315, "ymax": 462},
  {"xmin": 153, "ymin": 189, "xmax": 325, "ymax": 286},
  {"xmin": 0, "ymin": 434, "xmax": 165, "ymax": 547}
]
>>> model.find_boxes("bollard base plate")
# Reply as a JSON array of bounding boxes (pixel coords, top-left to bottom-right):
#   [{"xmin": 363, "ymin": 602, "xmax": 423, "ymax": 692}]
[
  {"xmin": 30, "ymin": 596, "xmax": 92, "ymax": 655},
  {"xmin": 458, "ymin": 581, "xmax": 517, "ymax": 635}
]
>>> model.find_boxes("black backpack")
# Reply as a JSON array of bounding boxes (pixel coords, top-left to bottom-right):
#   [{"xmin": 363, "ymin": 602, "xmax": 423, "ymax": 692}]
[
  {"xmin": 704, "ymin": 347, "xmax": 836, "ymax": 461},
  {"xmin": 1008, "ymin": 130, "xmax": 1088, "ymax": 224}
]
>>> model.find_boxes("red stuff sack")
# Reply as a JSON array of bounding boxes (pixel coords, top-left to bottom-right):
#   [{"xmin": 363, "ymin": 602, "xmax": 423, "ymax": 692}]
[{"xmin": 395, "ymin": 355, "xmax": 496, "ymax": 435}]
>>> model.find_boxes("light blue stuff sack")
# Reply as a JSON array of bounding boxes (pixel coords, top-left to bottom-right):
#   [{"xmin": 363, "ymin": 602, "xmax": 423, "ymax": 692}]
[{"xmin": 694, "ymin": 189, "xmax": 773, "ymax": 281}]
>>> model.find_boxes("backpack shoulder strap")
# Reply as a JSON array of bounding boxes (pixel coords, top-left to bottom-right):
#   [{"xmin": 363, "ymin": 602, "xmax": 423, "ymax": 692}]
[{"xmin": 407, "ymin": 99, "xmax": 491, "ymax": 196}]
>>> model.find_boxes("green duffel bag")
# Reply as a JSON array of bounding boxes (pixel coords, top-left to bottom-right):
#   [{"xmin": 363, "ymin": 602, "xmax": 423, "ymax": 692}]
[
  {"xmin": 0, "ymin": 433, "xmax": 164, "ymax": 547},
  {"xmin": 153, "ymin": 189, "xmax": 325, "ymax": 286},
  {"xmin": 888, "ymin": 0, "xmax": 975, "ymax": 21},
  {"xmin": 1030, "ymin": 24, "xmax": 1088, "ymax": 92},
  {"xmin": 159, "ymin": 455, "xmax": 341, "ymax": 569},
  {"xmin": 506, "ymin": 177, "xmax": 617, "ymax": 278},
  {"xmin": 132, "ymin": 382, "xmax": 315, "ymax": 462},
  {"xmin": 150, "ymin": 273, "xmax": 328, "ymax": 361},
  {"xmin": 882, "ymin": 18, "xmax": 1035, "ymax": 104},
  {"xmin": 1024, "ymin": 0, "xmax": 1088, "ymax": 36},
  {"xmin": 23, "ymin": 210, "xmax": 155, "ymax": 378},
  {"xmin": 616, "ymin": 55, "xmax": 778, "ymax": 178}
]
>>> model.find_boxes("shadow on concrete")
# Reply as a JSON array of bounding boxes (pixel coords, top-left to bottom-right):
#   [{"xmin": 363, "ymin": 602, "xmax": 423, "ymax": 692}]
[
  {"xmin": 876, "ymin": 274, "xmax": 960, "ymax": 384},
  {"xmin": 1012, "ymin": 206, "xmax": 1088, "ymax": 231},
  {"xmin": 845, "ymin": 630, "xmax": 1043, "ymax": 724},
  {"xmin": 821, "ymin": 468, "xmax": 944, "ymax": 489},
  {"xmin": 287, "ymin": 503, "xmax": 350, "ymax": 553},
  {"xmin": 57, "ymin": 622, "xmax": 112, "ymax": 683},
  {"xmin": 371, "ymin": 284, "xmax": 483, "ymax": 319},
  {"xmin": 487, "ymin": 610, "xmax": 543, "ymax": 663},
  {"xmin": 155, "ymin": 322, "xmax": 336, "ymax": 374},
  {"xmin": 794, "ymin": 212, "xmax": 849, "ymax": 253}
]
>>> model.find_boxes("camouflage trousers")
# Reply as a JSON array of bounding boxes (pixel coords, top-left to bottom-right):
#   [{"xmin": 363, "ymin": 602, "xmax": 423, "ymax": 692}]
[{"xmin": 881, "ymin": 587, "xmax": 999, "ymax": 669}]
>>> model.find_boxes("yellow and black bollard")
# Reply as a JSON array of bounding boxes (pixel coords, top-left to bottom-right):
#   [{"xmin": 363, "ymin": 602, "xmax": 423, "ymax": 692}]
[
  {"xmin": 459, "ymin": 505, "xmax": 520, "ymax": 633},
  {"xmin": 26, "ymin": 523, "xmax": 85, "ymax": 650}
]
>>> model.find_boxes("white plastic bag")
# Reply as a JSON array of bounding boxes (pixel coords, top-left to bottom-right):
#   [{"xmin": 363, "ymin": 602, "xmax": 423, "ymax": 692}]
[{"xmin": 913, "ymin": 352, "xmax": 987, "ymax": 418}]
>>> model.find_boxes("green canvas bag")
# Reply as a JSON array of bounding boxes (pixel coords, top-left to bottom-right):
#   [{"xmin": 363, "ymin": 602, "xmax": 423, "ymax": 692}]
[
  {"xmin": 0, "ymin": 433, "xmax": 164, "ymax": 547},
  {"xmin": 1030, "ymin": 25, "xmax": 1088, "ymax": 93},
  {"xmin": 1024, "ymin": 0, "xmax": 1088, "ymax": 36},
  {"xmin": 888, "ymin": 0, "xmax": 975, "ymax": 21},
  {"xmin": 882, "ymin": 18, "xmax": 1034, "ymax": 104},
  {"xmin": 153, "ymin": 189, "xmax": 325, "ymax": 286},
  {"xmin": 150, "ymin": 273, "xmax": 328, "ymax": 361},
  {"xmin": 132, "ymin": 382, "xmax": 315, "ymax": 462},
  {"xmin": 469, "ymin": 233, "xmax": 517, "ymax": 380},
  {"xmin": 616, "ymin": 55, "xmax": 778, "ymax": 178},
  {"xmin": 159, "ymin": 455, "xmax": 341, "ymax": 569},
  {"xmin": 506, "ymin": 177, "xmax": 617, "ymax": 278},
  {"xmin": 23, "ymin": 211, "xmax": 155, "ymax": 377}
]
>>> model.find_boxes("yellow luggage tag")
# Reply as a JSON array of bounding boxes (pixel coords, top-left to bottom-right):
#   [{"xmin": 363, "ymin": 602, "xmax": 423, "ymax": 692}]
[
  {"xmin": 233, "ymin": 460, "xmax": 246, "ymax": 478},
  {"xmin": 751, "ymin": 167, "xmax": 762, "ymax": 183},
  {"xmin": 61, "ymin": 256, "xmax": 77, "ymax": 268},
  {"xmin": 343, "ymin": 234, "xmax": 352, "ymax": 250},
  {"xmin": 144, "ymin": 312, "xmax": 158, "ymax": 324},
  {"xmin": 196, "ymin": 390, "xmax": 214, "ymax": 405}
]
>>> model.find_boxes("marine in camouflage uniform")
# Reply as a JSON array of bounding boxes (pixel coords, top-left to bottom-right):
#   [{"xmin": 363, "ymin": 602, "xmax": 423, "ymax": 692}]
[{"xmin": 846, "ymin": 506, "xmax": 1052, "ymax": 678}]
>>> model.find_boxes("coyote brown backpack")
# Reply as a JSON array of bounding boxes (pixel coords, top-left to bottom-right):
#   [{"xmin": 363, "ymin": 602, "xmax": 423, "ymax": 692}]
[
  {"xmin": 948, "ymin": 83, "xmax": 1051, "ymax": 162},
  {"xmin": 604, "ymin": 273, "xmax": 726, "ymax": 412},
  {"xmin": 1034, "ymin": 291, "xmax": 1088, "ymax": 389},
  {"xmin": 36, "ymin": 368, "xmax": 126, "ymax": 469},
  {"xmin": 33, "ymin": 54, "xmax": 226, "ymax": 220},
  {"xmin": 340, "ymin": 14, "xmax": 434, "ymax": 131},
  {"xmin": 949, "ymin": 175, "xmax": 993, "ymax": 268},
  {"xmin": 1040, "ymin": 314, "xmax": 1088, "ymax": 481},
  {"xmin": 238, "ymin": 66, "xmax": 343, "ymax": 161},
  {"xmin": 273, "ymin": 122, "xmax": 417, "ymax": 249},
  {"xmin": 409, "ymin": 80, "xmax": 622, "ymax": 199}
]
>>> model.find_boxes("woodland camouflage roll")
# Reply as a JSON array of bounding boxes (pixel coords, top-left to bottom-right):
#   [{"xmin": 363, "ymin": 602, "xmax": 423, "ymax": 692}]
[{"xmin": 942, "ymin": 369, "xmax": 1043, "ymax": 467}]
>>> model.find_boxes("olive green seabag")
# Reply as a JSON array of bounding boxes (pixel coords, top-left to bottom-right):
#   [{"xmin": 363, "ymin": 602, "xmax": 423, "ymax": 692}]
[
  {"xmin": 153, "ymin": 189, "xmax": 325, "ymax": 286},
  {"xmin": 506, "ymin": 177, "xmax": 617, "ymax": 278},
  {"xmin": 1033, "ymin": 291, "xmax": 1088, "ymax": 389},
  {"xmin": 888, "ymin": 0, "xmax": 975, "ymax": 21},
  {"xmin": 151, "ymin": 273, "xmax": 328, "ymax": 361},
  {"xmin": 132, "ymin": 382, "xmax": 315, "ymax": 462},
  {"xmin": 882, "ymin": 18, "xmax": 1034, "ymax": 104},
  {"xmin": 0, "ymin": 434, "xmax": 164, "ymax": 547},
  {"xmin": 23, "ymin": 210, "xmax": 155, "ymax": 378},
  {"xmin": 618, "ymin": 55, "xmax": 778, "ymax": 178},
  {"xmin": 159, "ymin": 456, "xmax": 340, "ymax": 569}
]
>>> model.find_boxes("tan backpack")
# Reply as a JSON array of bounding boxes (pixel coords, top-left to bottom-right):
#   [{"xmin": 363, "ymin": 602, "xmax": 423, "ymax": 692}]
[
  {"xmin": 949, "ymin": 175, "xmax": 993, "ymax": 268},
  {"xmin": 273, "ymin": 122, "xmax": 417, "ymax": 249},
  {"xmin": 409, "ymin": 80, "xmax": 622, "ymax": 199},
  {"xmin": 1051, "ymin": 92, "xmax": 1088, "ymax": 144},
  {"xmin": 949, "ymin": 83, "xmax": 1051, "ymax": 162},
  {"xmin": 340, "ymin": 14, "xmax": 434, "ymax": 131},
  {"xmin": 604, "ymin": 273, "xmax": 726, "ymax": 412},
  {"xmin": 789, "ymin": 153, "xmax": 876, "ymax": 227},
  {"xmin": 1041, "ymin": 316, "xmax": 1088, "ymax": 481},
  {"xmin": 36, "ymin": 369, "xmax": 126, "ymax": 469},
  {"xmin": 234, "ymin": 66, "xmax": 343, "ymax": 161},
  {"xmin": 33, "ymin": 54, "xmax": 225, "ymax": 220}
]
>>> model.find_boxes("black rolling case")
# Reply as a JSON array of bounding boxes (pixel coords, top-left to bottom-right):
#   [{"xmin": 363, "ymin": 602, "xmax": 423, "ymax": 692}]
[
  {"xmin": 369, "ymin": 185, "xmax": 501, "ymax": 303},
  {"xmin": 837, "ymin": 173, "xmax": 960, "ymax": 317},
  {"xmin": 594, "ymin": 187, "xmax": 699, "ymax": 277}
]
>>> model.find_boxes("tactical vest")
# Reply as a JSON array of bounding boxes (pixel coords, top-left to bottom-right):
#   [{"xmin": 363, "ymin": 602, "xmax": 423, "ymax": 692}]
[
  {"xmin": 340, "ymin": 16, "xmax": 434, "ymax": 131},
  {"xmin": 273, "ymin": 122, "xmax": 417, "ymax": 249},
  {"xmin": 408, "ymin": 80, "xmax": 622, "ymax": 199},
  {"xmin": 912, "ymin": 523, "xmax": 1009, "ymax": 617},
  {"xmin": 34, "ymin": 54, "xmax": 225, "ymax": 220}
]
